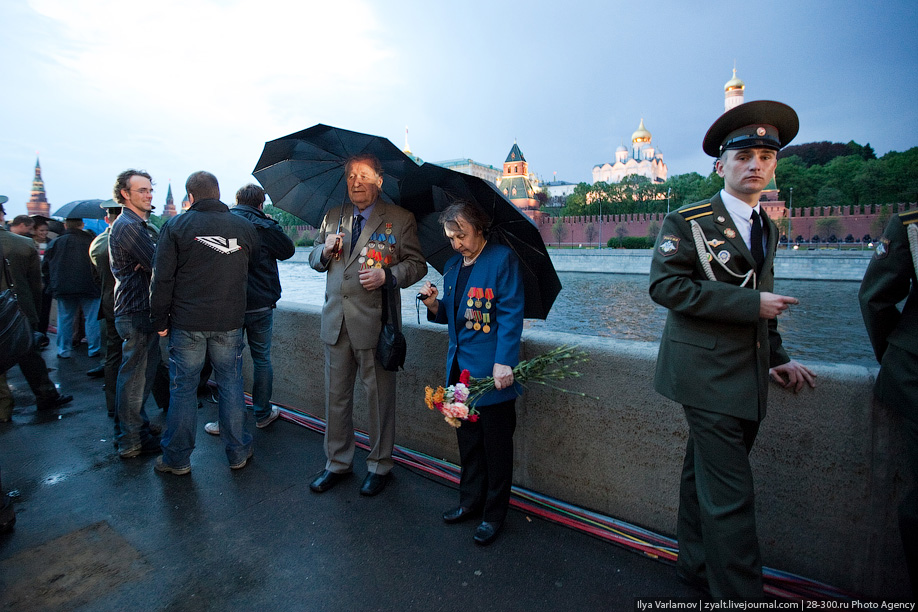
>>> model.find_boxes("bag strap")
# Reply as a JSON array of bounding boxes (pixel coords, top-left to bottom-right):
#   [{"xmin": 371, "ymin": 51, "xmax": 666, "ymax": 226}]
[{"xmin": 379, "ymin": 268, "xmax": 400, "ymax": 332}]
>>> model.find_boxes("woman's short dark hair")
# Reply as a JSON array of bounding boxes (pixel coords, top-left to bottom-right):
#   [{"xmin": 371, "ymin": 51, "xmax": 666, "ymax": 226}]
[
  {"xmin": 113, "ymin": 169, "xmax": 152, "ymax": 204},
  {"xmin": 438, "ymin": 201, "xmax": 490, "ymax": 236},
  {"xmin": 236, "ymin": 184, "xmax": 266, "ymax": 208}
]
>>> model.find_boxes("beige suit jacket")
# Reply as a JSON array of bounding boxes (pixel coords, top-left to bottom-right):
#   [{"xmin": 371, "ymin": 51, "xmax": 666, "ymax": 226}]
[{"xmin": 309, "ymin": 200, "xmax": 427, "ymax": 349}]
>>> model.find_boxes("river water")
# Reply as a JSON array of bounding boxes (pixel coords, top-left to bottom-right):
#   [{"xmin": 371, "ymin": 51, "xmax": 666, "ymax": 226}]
[{"xmin": 277, "ymin": 262, "xmax": 875, "ymax": 367}]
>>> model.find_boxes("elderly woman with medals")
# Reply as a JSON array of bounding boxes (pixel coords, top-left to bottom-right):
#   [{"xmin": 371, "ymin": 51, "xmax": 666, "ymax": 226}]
[{"xmin": 418, "ymin": 201, "xmax": 525, "ymax": 546}]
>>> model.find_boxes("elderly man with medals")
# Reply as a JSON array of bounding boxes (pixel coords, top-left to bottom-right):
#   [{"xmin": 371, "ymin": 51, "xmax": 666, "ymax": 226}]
[
  {"xmin": 649, "ymin": 100, "xmax": 817, "ymax": 599},
  {"xmin": 308, "ymin": 153, "xmax": 427, "ymax": 497},
  {"xmin": 418, "ymin": 201, "xmax": 525, "ymax": 546}
]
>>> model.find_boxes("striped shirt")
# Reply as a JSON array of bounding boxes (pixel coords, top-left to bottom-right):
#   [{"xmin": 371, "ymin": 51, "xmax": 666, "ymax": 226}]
[{"xmin": 109, "ymin": 207, "xmax": 156, "ymax": 316}]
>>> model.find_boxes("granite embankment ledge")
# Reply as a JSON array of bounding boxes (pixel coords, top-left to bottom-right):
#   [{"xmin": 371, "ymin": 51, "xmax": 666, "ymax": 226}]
[
  {"xmin": 289, "ymin": 247, "xmax": 873, "ymax": 281},
  {"xmin": 247, "ymin": 302, "xmax": 909, "ymax": 599}
]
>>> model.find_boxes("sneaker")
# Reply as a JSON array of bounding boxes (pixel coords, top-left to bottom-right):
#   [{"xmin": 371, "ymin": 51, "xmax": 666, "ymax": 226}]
[
  {"xmin": 154, "ymin": 456, "xmax": 191, "ymax": 476},
  {"xmin": 204, "ymin": 421, "xmax": 220, "ymax": 436},
  {"xmin": 229, "ymin": 449, "xmax": 254, "ymax": 470},
  {"xmin": 119, "ymin": 437, "xmax": 162, "ymax": 459},
  {"xmin": 256, "ymin": 407, "xmax": 280, "ymax": 429}
]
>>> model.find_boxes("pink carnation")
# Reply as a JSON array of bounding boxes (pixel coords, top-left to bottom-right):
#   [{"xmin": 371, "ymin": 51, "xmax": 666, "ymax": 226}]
[
  {"xmin": 441, "ymin": 402, "xmax": 469, "ymax": 420},
  {"xmin": 452, "ymin": 383, "xmax": 469, "ymax": 403}
]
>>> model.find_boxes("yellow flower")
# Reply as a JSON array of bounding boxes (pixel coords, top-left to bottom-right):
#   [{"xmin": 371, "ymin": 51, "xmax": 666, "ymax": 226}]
[
  {"xmin": 444, "ymin": 416, "xmax": 461, "ymax": 428},
  {"xmin": 424, "ymin": 386, "xmax": 435, "ymax": 410},
  {"xmin": 433, "ymin": 386, "xmax": 445, "ymax": 406}
]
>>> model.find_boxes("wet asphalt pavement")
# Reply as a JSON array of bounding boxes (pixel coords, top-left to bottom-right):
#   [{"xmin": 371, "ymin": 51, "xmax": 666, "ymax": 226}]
[{"xmin": 0, "ymin": 341, "xmax": 696, "ymax": 611}]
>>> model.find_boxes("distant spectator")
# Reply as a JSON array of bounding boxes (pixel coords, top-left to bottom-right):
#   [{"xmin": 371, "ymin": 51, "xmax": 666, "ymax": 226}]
[
  {"xmin": 42, "ymin": 218, "xmax": 102, "ymax": 359},
  {"xmin": 203, "ymin": 183, "xmax": 294, "ymax": 437},
  {"xmin": 31, "ymin": 218, "xmax": 52, "ymax": 349},
  {"xmin": 0, "ymin": 198, "xmax": 73, "ymax": 421},
  {"xmin": 8, "ymin": 215, "xmax": 33, "ymax": 237}
]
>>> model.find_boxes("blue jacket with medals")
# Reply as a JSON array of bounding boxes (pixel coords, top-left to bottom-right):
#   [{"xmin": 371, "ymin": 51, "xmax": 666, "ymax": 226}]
[{"xmin": 428, "ymin": 242, "xmax": 525, "ymax": 406}]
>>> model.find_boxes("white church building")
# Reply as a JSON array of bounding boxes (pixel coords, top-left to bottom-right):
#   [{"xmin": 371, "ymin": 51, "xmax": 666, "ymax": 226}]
[{"xmin": 591, "ymin": 118, "xmax": 668, "ymax": 185}]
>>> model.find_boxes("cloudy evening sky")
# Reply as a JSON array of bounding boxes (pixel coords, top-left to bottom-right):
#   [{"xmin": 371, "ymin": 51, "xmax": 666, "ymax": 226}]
[{"xmin": 1, "ymin": 0, "xmax": 916, "ymax": 216}]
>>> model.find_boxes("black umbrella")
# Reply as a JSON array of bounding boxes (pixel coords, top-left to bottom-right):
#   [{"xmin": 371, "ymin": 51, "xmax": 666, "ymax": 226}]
[
  {"xmin": 252, "ymin": 124, "xmax": 417, "ymax": 227},
  {"xmin": 399, "ymin": 163, "xmax": 561, "ymax": 320},
  {"xmin": 51, "ymin": 199, "xmax": 108, "ymax": 220}
]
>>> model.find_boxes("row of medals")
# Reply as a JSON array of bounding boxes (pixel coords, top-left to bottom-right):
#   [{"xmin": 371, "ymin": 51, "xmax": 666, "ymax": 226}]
[
  {"xmin": 359, "ymin": 224, "xmax": 396, "ymax": 270},
  {"xmin": 465, "ymin": 288, "xmax": 494, "ymax": 334}
]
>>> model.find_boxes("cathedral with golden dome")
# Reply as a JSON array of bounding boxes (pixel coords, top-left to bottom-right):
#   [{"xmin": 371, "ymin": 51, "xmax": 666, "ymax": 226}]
[{"xmin": 591, "ymin": 118, "xmax": 668, "ymax": 185}]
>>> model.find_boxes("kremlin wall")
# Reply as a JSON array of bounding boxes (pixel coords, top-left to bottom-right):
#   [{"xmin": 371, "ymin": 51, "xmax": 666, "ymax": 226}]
[{"xmin": 535, "ymin": 202, "xmax": 917, "ymax": 248}]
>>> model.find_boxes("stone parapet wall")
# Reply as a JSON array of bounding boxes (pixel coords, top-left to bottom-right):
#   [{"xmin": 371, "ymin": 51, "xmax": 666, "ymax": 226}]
[{"xmin": 249, "ymin": 303, "xmax": 910, "ymax": 599}]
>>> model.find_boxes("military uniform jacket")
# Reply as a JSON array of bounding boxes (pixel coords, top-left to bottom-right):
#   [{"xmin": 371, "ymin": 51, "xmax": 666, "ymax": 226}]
[
  {"xmin": 0, "ymin": 228, "xmax": 42, "ymax": 328},
  {"xmin": 649, "ymin": 192, "xmax": 790, "ymax": 421},
  {"xmin": 858, "ymin": 211, "xmax": 918, "ymax": 406},
  {"xmin": 309, "ymin": 200, "xmax": 427, "ymax": 350}
]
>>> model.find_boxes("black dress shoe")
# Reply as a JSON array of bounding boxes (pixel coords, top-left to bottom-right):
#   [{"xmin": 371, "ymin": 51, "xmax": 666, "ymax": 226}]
[
  {"xmin": 309, "ymin": 470, "xmax": 350, "ymax": 493},
  {"xmin": 359, "ymin": 472, "xmax": 390, "ymax": 497},
  {"xmin": 36, "ymin": 394, "xmax": 74, "ymax": 411},
  {"xmin": 86, "ymin": 365, "xmax": 106, "ymax": 378},
  {"xmin": 473, "ymin": 521, "xmax": 503, "ymax": 546},
  {"xmin": 443, "ymin": 506, "xmax": 480, "ymax": 524}
]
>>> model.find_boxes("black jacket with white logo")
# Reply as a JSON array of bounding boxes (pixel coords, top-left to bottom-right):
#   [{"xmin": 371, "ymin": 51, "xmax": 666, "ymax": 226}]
[{"xmin": 150, "ymin": 198, "xmax": 258, "ymax": 332}]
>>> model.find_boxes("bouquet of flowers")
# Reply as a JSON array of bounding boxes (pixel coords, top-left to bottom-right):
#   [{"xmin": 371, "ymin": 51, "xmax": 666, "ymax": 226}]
[
  {"xmin": 425, "ymin": 369, "xmax": 479, "ymax": 428},
  {"xmin": 425, "ymin": 345, "xmax": 592, "ymax": 428}
]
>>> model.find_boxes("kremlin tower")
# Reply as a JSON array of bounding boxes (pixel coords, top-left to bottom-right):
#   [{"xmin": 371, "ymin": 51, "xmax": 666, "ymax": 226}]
[
  {"xmin": 26, "ymin": 157, "xmax": 51, "ymax": 217},
  {"xmin": 162, "ymin": 183, "xmax": 177, "ymax": 218},
  {"xmin": 498, "ymin": 142, "xmax": 540, "ymax": 220}
]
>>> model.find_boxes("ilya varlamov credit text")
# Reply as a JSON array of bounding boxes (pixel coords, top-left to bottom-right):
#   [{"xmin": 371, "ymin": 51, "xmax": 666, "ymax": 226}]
[{"xmin": 635, "ymin": 602, "xmax": 915, "ymax": 611}]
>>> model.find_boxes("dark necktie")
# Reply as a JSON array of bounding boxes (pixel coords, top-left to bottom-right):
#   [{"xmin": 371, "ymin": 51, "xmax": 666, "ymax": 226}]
[
  {"xmin": 350, "ymin": 214, "xmax": 364, "ymax": 255},
  {"xmin": 750, "ymin": 210, "xmax": 765, "ymax": 273}
]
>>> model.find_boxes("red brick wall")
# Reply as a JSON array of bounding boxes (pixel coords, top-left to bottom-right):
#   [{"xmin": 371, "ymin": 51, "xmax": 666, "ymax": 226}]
[{"xmin": 538, "ymin": 203, "xmax": 916, "ymax": 246}]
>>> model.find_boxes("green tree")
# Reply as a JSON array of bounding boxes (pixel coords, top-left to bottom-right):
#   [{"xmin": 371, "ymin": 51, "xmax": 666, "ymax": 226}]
[
  {"xmin": 583, "ymin": 222, "xmax": 597, "ymax": 245},
  {"xmin": 551, "ymin": 218, "xmax": 567, "ymax": 247},
  {"xmin": 815, "ymin": 218, "xmax": 842, "ymax": 242},
  {"xmin": 264, "ymin": 204, "xmax": 308, "ymax": 227},
  {"xmin": 872, "ymin": 204, "xmax": 892, "ymax": 237}
]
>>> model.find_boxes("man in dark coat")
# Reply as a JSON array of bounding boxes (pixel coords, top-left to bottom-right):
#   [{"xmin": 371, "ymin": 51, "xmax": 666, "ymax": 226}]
[
  {"xmin": 859, "ymin": 210, "xmax": 918, "ymax": 598},
  {"xmin": 151, "ymin": 171, "xmax": 258, "ymax": 474},
  {"xmin": 0, "ymin": 197, "xmax": 73, "ymax": 421},
  {"xmin": 649, "ymin": 101, "xmax": 816, "ymax": 599},
  {"xmin": 203, "ymin": 184, "xmax": 295, "ymax": 436},
  {"xmin": 43, "ymin": 218, "xmax": 102, "ymax": 358}
]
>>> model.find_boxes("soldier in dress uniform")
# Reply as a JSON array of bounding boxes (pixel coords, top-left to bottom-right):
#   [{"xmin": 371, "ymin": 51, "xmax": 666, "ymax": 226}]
[
  {"xmin": 859, "ymin": 210, "xmax": 918, "ymax": 599},
  {"xmin": 649, "ymin": 100, "xmax": 817, "ymax": 599}
]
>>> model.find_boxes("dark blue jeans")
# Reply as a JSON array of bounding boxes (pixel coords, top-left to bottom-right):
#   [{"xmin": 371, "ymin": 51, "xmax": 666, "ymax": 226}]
[
  {"xmin": 244, "ymin": 309, "xmax": 274, "ymax": 421},
  {"xmin": 161, "ymin": 328, "xmax": 251, "ymax": 468},
  {"xmin": 114, "ymin": 311, "xmax": 159, "ymax": 452}
]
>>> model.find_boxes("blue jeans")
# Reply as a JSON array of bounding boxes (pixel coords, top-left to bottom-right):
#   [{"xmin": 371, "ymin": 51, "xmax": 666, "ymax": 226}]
[
  {"xmin": 114, "ymin": 311, "xmax": 159, "ymax": 451},
  {"xmin": 244, "ymin": 309, "xmax": 274, "ymax": 421},
  {"xmin": 56, "ymin": 296, "xmax": 102, "ymax": 357},
  {"xmin": 161, "ymin": 328, "xmax": 251, "ymax": 468}
]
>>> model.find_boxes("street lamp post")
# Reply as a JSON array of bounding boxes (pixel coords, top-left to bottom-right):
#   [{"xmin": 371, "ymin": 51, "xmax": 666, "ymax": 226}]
[
  {"xmin": 667, "ymin": 187, "xmax": 671, "ymax": 214},
  {"xmin": 787, "ymin": 187, "xmax": 793, "ymax": 250}
]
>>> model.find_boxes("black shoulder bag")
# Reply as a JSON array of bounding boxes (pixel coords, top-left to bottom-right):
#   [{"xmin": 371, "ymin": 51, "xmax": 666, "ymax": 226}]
[
  {"xmin": 0, "ymin": 239, "xmax": 35, "ymax": 372},
  {"xmin": 376, "ymin": 269, "xmax": 406, "ymax": 372}
]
